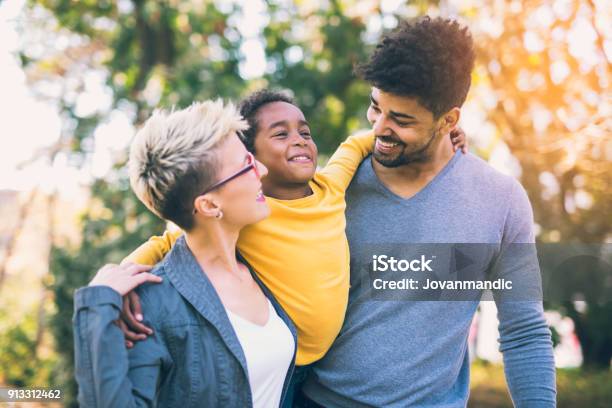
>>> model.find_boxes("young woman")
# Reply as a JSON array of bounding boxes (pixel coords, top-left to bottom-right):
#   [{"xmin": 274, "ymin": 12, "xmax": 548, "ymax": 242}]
[{"xmin": 73, "ymin": 100, "xmax": 296, "ymax": 407}]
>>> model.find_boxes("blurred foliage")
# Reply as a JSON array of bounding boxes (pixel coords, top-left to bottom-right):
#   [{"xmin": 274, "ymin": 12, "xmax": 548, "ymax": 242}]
[
  {"xmin": 0, "ymin": 308, "xmax": 56, "ymax": 387},
  {"xmin": 9, "ymin": 0, "xmax": 612, "ymax": 403},
  {"xmin": 469, "ymin": 360, "xmax": 612, "ymax": 408},
  {"xmin": 556, "ymin": 301, "xmax": 612, "ymax": 370},
  {"xmin": 472, "ymin": 0, "xmax": 610, "ymax": 243},
  {"xmin": 49, "ymin": 177, "xmax": 166, "ymax": 406},
  {"xmin": 471, "ymin": 0, "xmax": 611, "ymax": 369},
  {"xmin": 261, "ymin": 0, "xmax": 372, "ymax": 153}
]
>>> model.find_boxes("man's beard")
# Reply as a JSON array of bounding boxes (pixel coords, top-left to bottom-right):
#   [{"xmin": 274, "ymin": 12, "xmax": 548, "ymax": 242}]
[{"xmin": 372, "ymin": 127, "xmax": 439, "ymax": 168}]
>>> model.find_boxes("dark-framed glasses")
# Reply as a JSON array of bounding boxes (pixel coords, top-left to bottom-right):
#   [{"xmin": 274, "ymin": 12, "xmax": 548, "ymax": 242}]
[{"xmin": 193, "ymin": 151, "xmax": 259, "ymax": 213}]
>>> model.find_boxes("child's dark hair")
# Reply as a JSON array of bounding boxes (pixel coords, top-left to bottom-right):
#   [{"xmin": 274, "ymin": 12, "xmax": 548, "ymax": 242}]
[
  {"xmin": 238, "ymin": 89, "xmax": 297, "ymax": 153},
  {"xmin": 355, "ymin": 16, "xmax": 475, "ymax": 118}
]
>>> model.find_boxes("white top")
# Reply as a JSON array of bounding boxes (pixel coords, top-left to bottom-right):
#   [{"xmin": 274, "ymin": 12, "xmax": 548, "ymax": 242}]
[{"xmin": 226, "ymin": 299, "xmax": 294, "ymax": 408}]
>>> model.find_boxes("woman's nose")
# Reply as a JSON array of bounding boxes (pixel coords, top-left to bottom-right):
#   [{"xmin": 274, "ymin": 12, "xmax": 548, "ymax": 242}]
[{"xmin": 256, "ymin": 160, "xmax": 268, "ymax": 178}]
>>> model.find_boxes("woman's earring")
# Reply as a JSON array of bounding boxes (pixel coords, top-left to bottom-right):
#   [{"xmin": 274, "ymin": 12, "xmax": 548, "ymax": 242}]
[{"xmin": 216, "ymin": 210, "xmax": 223, "ymax": 219}]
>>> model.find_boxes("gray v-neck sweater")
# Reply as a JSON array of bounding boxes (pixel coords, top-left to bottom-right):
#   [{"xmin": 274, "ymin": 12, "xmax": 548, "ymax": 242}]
[{"xmin": 303, "ymin": 152, "xmax": 556, "ymax": 407}]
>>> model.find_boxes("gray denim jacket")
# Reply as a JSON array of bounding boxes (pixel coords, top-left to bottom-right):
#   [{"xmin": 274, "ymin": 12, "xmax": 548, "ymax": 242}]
[{"xmin": 73, "ymin": 236, "xmax": 297, "ymax": 407}]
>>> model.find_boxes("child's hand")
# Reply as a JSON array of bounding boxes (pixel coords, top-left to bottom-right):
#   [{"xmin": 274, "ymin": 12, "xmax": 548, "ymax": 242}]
[
  {"xmin": 117, "ymin": 258, "xmax": 155, "ymax": 348},
  {"xmin": 118, "ymin": 290, "xmax": 154, "ymax": 348},
  {"xmin": 450, "ymin": 127, "xmax": 468, "ymax": 154}
]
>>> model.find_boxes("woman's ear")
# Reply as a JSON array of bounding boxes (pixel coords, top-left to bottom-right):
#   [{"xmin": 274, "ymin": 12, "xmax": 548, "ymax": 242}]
[{"xmin": 193, "ymin": 195, "xmax": 222, "ymax": 219}]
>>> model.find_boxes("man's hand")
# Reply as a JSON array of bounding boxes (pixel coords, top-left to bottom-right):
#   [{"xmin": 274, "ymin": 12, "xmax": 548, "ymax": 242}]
[{"xmin": 450, "ymin": 127, "xmax": 468, "ymax": 154}]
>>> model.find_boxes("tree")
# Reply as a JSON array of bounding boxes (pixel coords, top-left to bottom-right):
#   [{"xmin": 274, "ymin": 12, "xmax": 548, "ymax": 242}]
[{"xmin": 467, "ymin": 0, "xmax": 611, "ymax": 368}]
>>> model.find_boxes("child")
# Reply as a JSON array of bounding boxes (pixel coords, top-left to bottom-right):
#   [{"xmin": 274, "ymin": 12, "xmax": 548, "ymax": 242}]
[{"xmin": 120, "ymin": 89, "xmax": 467, "ymax": 404}]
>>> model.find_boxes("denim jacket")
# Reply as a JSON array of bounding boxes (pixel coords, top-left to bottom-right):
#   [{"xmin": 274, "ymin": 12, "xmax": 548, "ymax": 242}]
[{"xmin": 73, "ymin": 236, "xmax": 297, "ymax": 407}]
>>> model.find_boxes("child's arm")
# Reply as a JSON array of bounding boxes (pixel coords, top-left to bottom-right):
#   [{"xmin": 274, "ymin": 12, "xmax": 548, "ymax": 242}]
[
  {"xmin": 317, "ymin": 130, "xmax": 375, "ymax": 192},
  {"xmin": 118, "ymin": 229, "xmax": 182, "ymax": 345},
  {"xmin": 123, "ymin": 229, "xmax": 183, "ymax": 266},
  {"xmin": 318, "ymin": 127, "xmax": 468, "ymax": 193}
]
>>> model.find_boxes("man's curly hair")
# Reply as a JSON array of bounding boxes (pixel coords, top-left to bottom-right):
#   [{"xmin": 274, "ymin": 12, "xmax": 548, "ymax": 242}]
[
  {"xmin": 238, "ymin": 89, "xmax": 297, "ymax": 153},
  {"xmin": 356, "ymin": 16, "xmax": 475, "ymax": 118}
]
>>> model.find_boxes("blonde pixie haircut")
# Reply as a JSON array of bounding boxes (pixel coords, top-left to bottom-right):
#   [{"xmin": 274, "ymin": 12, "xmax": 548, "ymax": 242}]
[{"xmin": 129, "ymin": 99, "xmax": 248, "ymax": 230}]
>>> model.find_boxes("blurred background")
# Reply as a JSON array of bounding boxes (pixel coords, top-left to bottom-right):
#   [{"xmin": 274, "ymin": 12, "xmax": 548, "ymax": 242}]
[{"xmin": 0, "ymin": 0, "xmax": 610, "ymax": 407}]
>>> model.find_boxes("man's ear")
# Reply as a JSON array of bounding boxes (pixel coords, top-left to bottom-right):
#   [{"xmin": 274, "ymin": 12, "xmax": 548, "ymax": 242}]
[
  {"xmin": 193, "ymin": 195, "xmax": 221, "ymax": 219},
  {"xmin": 439, "ymin": 107, "xmax": 461, "ymax": 135}
]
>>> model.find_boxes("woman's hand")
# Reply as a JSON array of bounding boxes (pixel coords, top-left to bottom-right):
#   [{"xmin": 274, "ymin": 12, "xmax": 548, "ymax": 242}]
[
  {"xmin": 450, "ymin": 127, "xmax": 468, "ymax": 154},
  {"xmin": 88, "ymin": 262, "xmax": 162, "ymax": 297}
]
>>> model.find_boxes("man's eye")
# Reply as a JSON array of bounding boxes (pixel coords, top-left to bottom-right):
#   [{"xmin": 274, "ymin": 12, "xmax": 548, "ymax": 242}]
[
  {"xmin": 397, "ymin": 122, "xmax": 415, "ymax": 128},
  {"xmin": 300, "ymin": 131, "xmax": 312, "ymax": 139},
  {"xmin": 274, "ymin": 132, "xmax": 288, "ymax": 138}
]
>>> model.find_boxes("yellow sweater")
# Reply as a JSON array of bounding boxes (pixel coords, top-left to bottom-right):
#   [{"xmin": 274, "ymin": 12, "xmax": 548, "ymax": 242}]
[{"xmin": 125, "ymin": 131, "xmax": 374, "ymax": 365}]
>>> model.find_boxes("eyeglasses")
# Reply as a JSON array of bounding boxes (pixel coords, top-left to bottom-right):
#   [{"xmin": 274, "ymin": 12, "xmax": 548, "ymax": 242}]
[{"xmin": 193, "ymin": 152, "xmax": 260, "ymax": 213}]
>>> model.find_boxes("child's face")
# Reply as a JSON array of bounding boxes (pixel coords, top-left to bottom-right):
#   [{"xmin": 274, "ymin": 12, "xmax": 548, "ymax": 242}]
[{"xmin": 252, "ymin": 101, "xmax": 318, "ymax": 188}]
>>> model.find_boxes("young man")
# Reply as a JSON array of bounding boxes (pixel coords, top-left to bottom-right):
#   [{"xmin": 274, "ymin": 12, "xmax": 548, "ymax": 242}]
[
  {"xmin": 118, "ymin": 91, "xmax": 467, "ymax": 406},
  {"xmin": 299, "ymin": 17, "xmax": 556, "ymax": 407}
]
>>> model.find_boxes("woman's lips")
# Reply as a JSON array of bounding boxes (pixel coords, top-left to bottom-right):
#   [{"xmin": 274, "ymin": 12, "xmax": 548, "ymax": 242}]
[{"xmin": 256, "ymin": 190, "xmax": 266, "ymax": 202}]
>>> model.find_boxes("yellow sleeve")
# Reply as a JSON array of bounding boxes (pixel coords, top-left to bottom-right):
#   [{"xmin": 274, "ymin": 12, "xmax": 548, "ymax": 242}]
[
  {"xmin": 122, "ymin": 229, "xmax": 183, "ymax": 266},
  {"xmin": 318, "ymin": 130, "xmax": 375, "ymax": 192}
]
